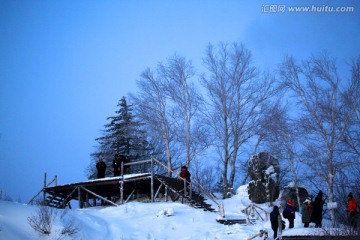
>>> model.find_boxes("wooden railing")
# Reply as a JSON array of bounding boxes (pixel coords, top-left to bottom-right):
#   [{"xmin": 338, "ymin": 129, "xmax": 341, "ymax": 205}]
[{"xmin": 28, "ymin": 173, "xmax": 57, "ymax": 205}]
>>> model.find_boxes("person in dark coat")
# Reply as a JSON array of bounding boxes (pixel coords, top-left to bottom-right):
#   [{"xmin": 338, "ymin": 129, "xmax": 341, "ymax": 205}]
[
  {"xmin": 180, "ymin": 166, "xmax": 191, "ymax": 182},
  {"xmin": 285, "ymin": 198, "xmax": 296, "ymax": 228},
  {"xmin": 270, "ymin": 205, "xmax": 283, "ymax": 239},
  {"xmin": 112, "ymin": 154, "xmax": 121, "ymax": 176},
  {"xmin": 96, "ymin": 157, "xmax": 107, "ymax": 178},
  {"xmin": 347, "ymin": 192, "xmax": 358, "ymax": 228},
  {"xmin": 302, "ymin": 196, "xmax": 312, "ymax": 228},
  {"xmin": 311, "ymin": 191, "xmax": 325, "ymax": 228},
  {"xmin": 180, "ymin": 166, "xmax": 191, "ymax": 195}
]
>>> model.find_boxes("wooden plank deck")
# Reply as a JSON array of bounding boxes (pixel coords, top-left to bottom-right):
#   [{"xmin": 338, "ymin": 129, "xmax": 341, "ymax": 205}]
[
  {"xmin": 44, "ymin": 173, "xmax": 156, "ymax": 207},
  {"xmin": 43, "ymin": 173, "xmax": 216, "ymax": 212}
]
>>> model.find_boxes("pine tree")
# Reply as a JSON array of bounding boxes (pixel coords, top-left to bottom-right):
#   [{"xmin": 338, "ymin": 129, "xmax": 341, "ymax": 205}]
[{"xmin": 88, "ymin": 97, "xmax": 151, "ymax": 178}]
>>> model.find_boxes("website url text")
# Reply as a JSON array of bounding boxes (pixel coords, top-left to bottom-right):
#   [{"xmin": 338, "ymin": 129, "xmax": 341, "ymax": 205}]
[{"xmin": 262, "ymin": 5, "xmax": 355, "ymax": 13}]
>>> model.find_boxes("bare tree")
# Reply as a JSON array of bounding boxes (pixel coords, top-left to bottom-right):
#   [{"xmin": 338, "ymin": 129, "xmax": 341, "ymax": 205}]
[
  {"xmin": 130, "ymin": 68, "xmax": 180, "ymax": 176},
  {"xmin": 159, "ymin": 54, "xmax": 209, "ymax": 168},
  {"xmin": 201, "ymin": 42, "xmax": 278, "ymax": 198},
  {"xmin": 342, "ymin": 57, "xmax": 360, "ymax": 158},
  {"xmin": 279, "ymin": 53, "xmax": 357, "ymax": 226},
  {"xmin": 257, "ymin": 101, "xmax": 305, "ymax": 208},
  {"xmin": 131, "ymin": 55, "xmax": 208, "ymax": 176}
]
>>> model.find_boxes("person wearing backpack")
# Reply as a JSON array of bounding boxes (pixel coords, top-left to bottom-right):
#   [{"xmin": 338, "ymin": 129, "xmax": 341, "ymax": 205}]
[
  {"xmin": 311, "ymin": 190, "xmax": 325, "ymax": 228},
  {"xmin": 347, "ymin": 192, "xmax": 358, "ymax": 228},
  {"xmin": 285, "ymin": 198, "xmax": 296, "ymax": 228}
]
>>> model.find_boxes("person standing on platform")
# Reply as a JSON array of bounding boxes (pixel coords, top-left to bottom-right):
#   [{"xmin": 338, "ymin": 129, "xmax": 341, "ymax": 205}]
[
  {"xmin": 96, "ymin": 157, "xmax": 106, "ymax": 178},
  {"xmin": 112, "ymin": 154, "xmax": 121, "ymax": 176}
]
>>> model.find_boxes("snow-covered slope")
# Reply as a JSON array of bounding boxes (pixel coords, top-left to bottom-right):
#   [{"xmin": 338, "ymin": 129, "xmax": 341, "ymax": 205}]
[{"xmin": 0, "ymin": 185, "xmax": 327, "ymax": 240}]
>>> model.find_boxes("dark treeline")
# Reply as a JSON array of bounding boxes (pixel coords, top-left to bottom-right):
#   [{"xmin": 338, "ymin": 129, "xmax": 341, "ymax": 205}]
[{"xmin": 87, "ymin": 42, "xmax": 360, "ymax": 225}]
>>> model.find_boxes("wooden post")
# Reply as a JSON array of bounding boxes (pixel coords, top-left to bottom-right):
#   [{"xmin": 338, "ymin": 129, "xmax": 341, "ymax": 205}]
[
  {"xmin": 184, "ymin": 179, "xmax": 187, "ymax": 196},
  {"xmin": 277, "ymin": 214, "xmax": 283, "ymax": 240},
  {"xmin": 121, "ymin": 161, "xmax": 124, "ymax": 176},
  {"xmin": 120, "ymin": 179, "xmax": 124, "ymax": 204},
  {"xmin": 85, "ymin": 192, "xmax": 89, "ymax": 208},
  {"xmin": 165, "ymin": 185, "xmax": 168, "ymax": 202},
  {"xmin": 120, "ymin": 161, "xmax": 124, "ymax": 204},
  {"xmin": 78, "ymin": 187, "xmax": 82, "ymax": 209},
  {"xmin": 189, "ymin": 182, "xmax": 192, "ymax": 199},
  {"xmin": 219, "ymin": 201, "xmax": 225, "ymax": 218},
  {"xmin": 151, "ymin": 158, "xmax": 154, "ymax": 202},
  {"xmin": 43, "ymin": 172, "xmax": 47, "ymax": 204}
]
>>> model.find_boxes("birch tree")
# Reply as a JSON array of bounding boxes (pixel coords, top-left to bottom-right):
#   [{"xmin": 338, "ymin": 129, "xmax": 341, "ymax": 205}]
[
  {"xmin": 342, "ymin": 57, "xmax": 360, "ymax": 158},
  {"xmin": 159, "ymin": 55, "xmax": 208, "ymax": 168},
  {"xmin": 255, "ymin": 100, "xmax": 304, "ymax": 208},
  {"xmin": 132, "ymin": 55, "xmax": 208, "ymax": 176},
  {"xmin": 279, "ymin": 53, "xmax": 357, "ymax": 226},
  {"xmin": 131, "ymin": 68, "xmax": 177, "ymax": 176},
  {"xmin": 201, "ymin": 42, "xmax": 277, "ymax": 198}
]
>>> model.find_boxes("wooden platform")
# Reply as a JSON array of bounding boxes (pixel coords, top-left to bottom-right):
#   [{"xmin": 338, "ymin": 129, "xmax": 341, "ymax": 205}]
[
  {"xmin": 282, "ymin": 236, "xmax": 359, "ymax": 240},
  {"xmin": 216, "ymin": 218, "xmax": 256, "ymax": 225},
  {"xmin": 43, "ymin": 173, "xmax": 216, "ymax": 212}
]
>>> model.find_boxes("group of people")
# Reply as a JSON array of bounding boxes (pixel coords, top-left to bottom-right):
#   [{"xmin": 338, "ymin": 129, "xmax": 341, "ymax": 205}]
[
  {"xmin": 96, "ymin": 154, "xmax": 192, "ymax": 186},
  {"xmin": 270, "ymin": 191, "xmax": 358, "ymax": 239},
  {"xmin": 95, "ymin": 154, "xmax": 128, "ymax": 178}
]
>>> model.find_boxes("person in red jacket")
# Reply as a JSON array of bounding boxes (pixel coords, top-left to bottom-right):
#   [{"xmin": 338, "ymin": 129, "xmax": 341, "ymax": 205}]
[
  {"xmin": 180, "ymin": 166, "xmax": 191, "ymax": 194},
  {"xmin": 285, "ymin": 198, "xmax": 296, "ymax": 228},
  {"xmin": 180, "ymin": 166, "xmax": 191, "ymax": 182},
  {"xmin": 347, "ymin": 192, "xmax": 358, "ymax": 228}
]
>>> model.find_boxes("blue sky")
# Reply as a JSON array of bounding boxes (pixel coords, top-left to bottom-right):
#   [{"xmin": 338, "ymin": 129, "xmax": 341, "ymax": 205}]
[{"xmin": 0, "ymin": 0, "xmax": 359, "ymax": 202}]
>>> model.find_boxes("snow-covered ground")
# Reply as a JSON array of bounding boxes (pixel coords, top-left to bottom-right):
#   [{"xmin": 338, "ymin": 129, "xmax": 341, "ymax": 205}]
[{"xmin": 0, "ymin": 185, "xmax": 331, "ymax": 240}]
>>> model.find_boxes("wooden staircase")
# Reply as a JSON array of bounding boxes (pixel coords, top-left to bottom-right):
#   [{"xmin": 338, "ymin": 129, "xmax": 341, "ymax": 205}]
[{"xmin": 155, "ymin": 175, "xmax": 216, "ymax": 212}]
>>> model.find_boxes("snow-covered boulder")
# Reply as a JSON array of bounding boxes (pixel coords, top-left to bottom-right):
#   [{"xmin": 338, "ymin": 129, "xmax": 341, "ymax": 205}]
[{"xmin": 247, "ymin": 152, "xmax": 280, "ymax": 204}]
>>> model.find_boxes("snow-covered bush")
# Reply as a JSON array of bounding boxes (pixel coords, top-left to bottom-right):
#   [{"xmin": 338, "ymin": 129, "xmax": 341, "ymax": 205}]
[
  {"xmin": 27, "ymin": 203, "xmax": 53, "ymax": 235},
  {"xmin": 27, "ymin": 201, "xmax": 80, "ymax": 238}
]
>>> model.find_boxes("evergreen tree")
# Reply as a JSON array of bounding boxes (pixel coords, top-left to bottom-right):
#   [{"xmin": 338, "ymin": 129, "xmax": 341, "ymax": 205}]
[{"xmin": 88, "ymin": 97, "xmax": 151, "ymax": 178}]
